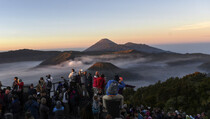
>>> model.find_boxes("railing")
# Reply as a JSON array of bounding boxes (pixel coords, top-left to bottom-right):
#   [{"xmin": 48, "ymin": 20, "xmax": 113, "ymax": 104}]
[
  {"xmin": 1, "ymin": 80, "xmax": 135, "ymax": 94},
  {"xmin": 1, "ymin": 80, "xmax": 66, "ymax": 94}
]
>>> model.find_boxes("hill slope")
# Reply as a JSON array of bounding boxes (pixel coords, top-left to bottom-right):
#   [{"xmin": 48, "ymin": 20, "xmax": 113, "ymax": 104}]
[
  {"xmin": 0, "ymin": 49, "xmax": 61, "ymax": 64},
  {"xmin": 39, "ymin": 51, "xmax": 81, "ymax": 66},
  {"xmin": 124, "ymin": 42, "xmax": 166, "ymax": 53},
  {"xmin": 123, "ymin": 72, "xmax": 210, "ymax": 114},
  {"xmin": 88, "ymin": 62, "xmax": 120, "ymax": 71},
  {"xmin": 87, "ymin": 62, "xmax": 140, "ymax": 80}
]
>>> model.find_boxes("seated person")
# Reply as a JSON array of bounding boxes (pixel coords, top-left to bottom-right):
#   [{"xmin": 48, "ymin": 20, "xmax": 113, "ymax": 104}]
[{"xmin": 102, "ymin": 75, "xmax": 124, "ymax": 118}]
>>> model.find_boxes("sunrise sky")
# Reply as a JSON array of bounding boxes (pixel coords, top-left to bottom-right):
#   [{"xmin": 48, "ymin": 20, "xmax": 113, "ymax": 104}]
[{"xmin": 0, "ymin": 0, "xmax": 210, "ymax": 52}]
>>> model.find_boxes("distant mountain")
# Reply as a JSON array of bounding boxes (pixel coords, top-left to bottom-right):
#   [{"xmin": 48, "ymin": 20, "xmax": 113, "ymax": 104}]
[
  {"xmin": 84, "ymin": 38, "xmax": 167, "ymax": 53},
  {"xmin": 0, "ymin": 49, "xmax": 61, "ymax": 64},
  {"xmin": 84, "ymin": 38, "xmax": 129, "ymax": 52},
  {"xmin": 124, "ymin": 42, "xmax": 167, "ymax": 53},
  {"xmin": 88, "ymin": 62, "xmax": 120, "ymax": 71},
  {"xmin": 39, "ymin": 52, "xmax": 76, "ymax": 66},
  {"xmin": 112, "ymin": 49, "xmax": 142, "ymax": 54},
  {"xmin": 199, "ymin": 62, "xmax": 210, "ymax": 71},
  {"xmin": 87, "ymin": 62, "xmax": 139, "ymax": 80}
]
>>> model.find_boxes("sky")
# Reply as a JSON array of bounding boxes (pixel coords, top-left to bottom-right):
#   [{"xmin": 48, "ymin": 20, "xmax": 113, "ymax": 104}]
[{"xmin": 0, "ymin": 0, "xmax": 210, "ymax": 53}]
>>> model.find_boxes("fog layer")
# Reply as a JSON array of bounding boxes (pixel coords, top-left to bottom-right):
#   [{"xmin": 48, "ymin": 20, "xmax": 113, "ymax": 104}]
[{"xmin": 0, "ymin": 54, "xmax": 207, "ymax": 88}]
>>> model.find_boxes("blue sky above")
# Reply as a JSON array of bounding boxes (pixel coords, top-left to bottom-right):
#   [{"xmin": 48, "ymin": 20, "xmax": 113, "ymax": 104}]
[{"xmin": 0, "ymin": 0, "xmax": 210, "ymax": 53}]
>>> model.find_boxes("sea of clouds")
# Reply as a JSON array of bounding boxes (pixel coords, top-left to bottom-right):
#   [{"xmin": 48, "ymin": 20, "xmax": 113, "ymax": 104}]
[{"xmin": 0, "ymin": 54, "xmax": 207, "ymax": 89}]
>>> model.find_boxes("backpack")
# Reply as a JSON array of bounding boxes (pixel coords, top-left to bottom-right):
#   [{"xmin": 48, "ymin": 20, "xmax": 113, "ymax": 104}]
[{"xmin": 107, "ymin": 81, "xmax": 118, "ymax": 95}]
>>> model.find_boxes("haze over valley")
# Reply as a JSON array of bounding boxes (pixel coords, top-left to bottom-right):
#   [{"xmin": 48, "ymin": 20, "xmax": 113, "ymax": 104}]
[{"xmin": 0, "ymin": 39, "xmax": 209, "ymax": 88}]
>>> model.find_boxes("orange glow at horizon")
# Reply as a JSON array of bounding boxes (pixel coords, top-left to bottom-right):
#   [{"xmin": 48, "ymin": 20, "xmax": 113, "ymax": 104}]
[{"xmin": 1, "ymin": 22, "xmax": 210, "ymax": 51}]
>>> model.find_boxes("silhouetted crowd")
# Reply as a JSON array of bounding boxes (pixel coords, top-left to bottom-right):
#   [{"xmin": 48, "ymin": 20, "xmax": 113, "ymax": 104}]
[{"xmin": 0, "ymin": 69, "xmax": 208, "ymax": 119}]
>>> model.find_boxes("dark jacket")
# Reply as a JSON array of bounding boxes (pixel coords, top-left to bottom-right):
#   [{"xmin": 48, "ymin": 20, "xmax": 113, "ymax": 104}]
[
  {"xmin": 24, "ymin": 100, "xmax": 39, "ymax": 118},
  {"xmin": 28, "ymin": 88, "xmax": 37, "ymax": 96},
  {"xmin": 86, "ymin": 75, "xmax": 92, "ymax": 88},
  {"xmin": 11, "ymin": 99, "xmax": 21, "ymax": 114},
  {"xmin": 39, "ymin": 104, "xmax": 49, "ymax": 119}
]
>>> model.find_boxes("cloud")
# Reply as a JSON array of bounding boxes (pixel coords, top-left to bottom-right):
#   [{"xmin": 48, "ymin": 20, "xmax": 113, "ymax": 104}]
[{"xmin": 173, "ymin": 21, "xmax": 210, "ymax": 31}]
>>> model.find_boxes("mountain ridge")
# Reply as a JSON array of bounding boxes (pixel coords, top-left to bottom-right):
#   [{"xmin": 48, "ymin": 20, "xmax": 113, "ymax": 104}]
[
  {"xmin": 0, "ymin": 49, "xmax": 61, "ymax": 64},
  {"xmin": 84, "ymin": 38, "xmax": 168, "ymax": 53},
  {"xmin": 84, "ymin": 38, "xmax": 129, "ymax": 52}
]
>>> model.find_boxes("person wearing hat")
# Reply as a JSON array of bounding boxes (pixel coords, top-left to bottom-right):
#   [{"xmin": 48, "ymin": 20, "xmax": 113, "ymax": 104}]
[
  {"xmin": 118, "ymin": 77, "xmax": 125, "ymax": 95},
  {"xmin": 53, "ymin": 101, "xmax": 64, "ymax": 119},
  {"xmin": 102, "ymin": 75, "xmax": 124, "ymax": 118}
]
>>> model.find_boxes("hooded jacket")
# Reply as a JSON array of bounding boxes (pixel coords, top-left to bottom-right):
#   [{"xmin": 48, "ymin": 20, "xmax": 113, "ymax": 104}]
[
  {"xmin": 92, "ymin": 75, "xmax": 99, "ymax": 88},
  {"xmin": 97, "ymin": 77, "xmax": 105, "ymax": 90},
  {"xmin": 105, "ymin": 80, "xmax": 119, "ymax": 95}
]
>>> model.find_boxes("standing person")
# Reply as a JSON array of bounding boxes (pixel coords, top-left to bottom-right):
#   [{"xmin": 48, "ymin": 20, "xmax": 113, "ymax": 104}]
[
  {"xmin": 0, "ymin": 81, "xmax": 2, "ymax": 90},
  {"xmin": 12, "ymin": 77, "xmax": 19, "ymax": 93},
  {"xmin": 86, "ymin": 73, "xmax": 93, "ymax": 99},
  {"xmin": 68, "ymin": 69, "xmax": 77, "ymax": 82},
  {"xmin": 17, "ymin": 79, "xmax": 24, "ymax": 108},
  {"xmin": 97, "ymin": 89, "xmax": 103, "ymax": 118},
  {"xmin": 56, "ymin": 82, "xmax": 63, "ymax": 93},
  {"xmin": 78, "ymin": 69, "xmax": 83, "ymax": 84},
  {"xmin": 10, "ymin": 95, "xmax": 21, "ymax": 119},
  {"xmin": 69, "ymin": 87, "xmax": 79, "ymax": 117},
  {"xmin": 61, "ymin": 77, "xmax": 69, "ymax": 90},
  {"xmin": 118, "ymin": 77, "xmax": 125, "ymax": 95},
  {"xmin": 39, "ymin": 98, "xmax": 49, "ymax": 119},
  {"xmin": 0, "ymin": 89, "xmax": 4, "ymax": 118},
  {"xmin": 24, "ymin": 95, "xmax": 39, "ymax": 119},
  {"xmin": 46, "ymin": 74, "xmax": 53, "ymax": 97},
  {"xmin": 81, "ymin": 71, "xmax": 88, "ymax": 97},
  {"xmin": 93, "ymin": 71, "xmax": 100, "ymax": 95},
  {"xmin": 36, "ymin": 77, "xmax": 46, "ymax": 94},
  {"xmin": 17, "ymin": 79, "xmax": 24, "ymax": 92},
  {"xmin": 76, "ymin": 69, "xmax": 82, "ymax": 95},
  {"xmin": 81, "ymin": 102, "xmax": 94, "ymax": 119},
  {"xmin": 62, "ymin": 89, "xmax": 69, "ymax": 118},
  {"xmin": 68, "ymin": 69, "xmax": 77, "ymax": 87},
  {"xmin": 92, "ymin": 95, "xmax": 101, "ymax": 119},
  {"xmin": 97, "ymin": 74, "xmax": 106, "ymax": 94},
  {"xmin": 28, "ymin": 84, "xmax": 37, "ymax": 96},
  {"xmin": 4, "ymin": 88, "xmax": 13, "ymax": 113}
]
